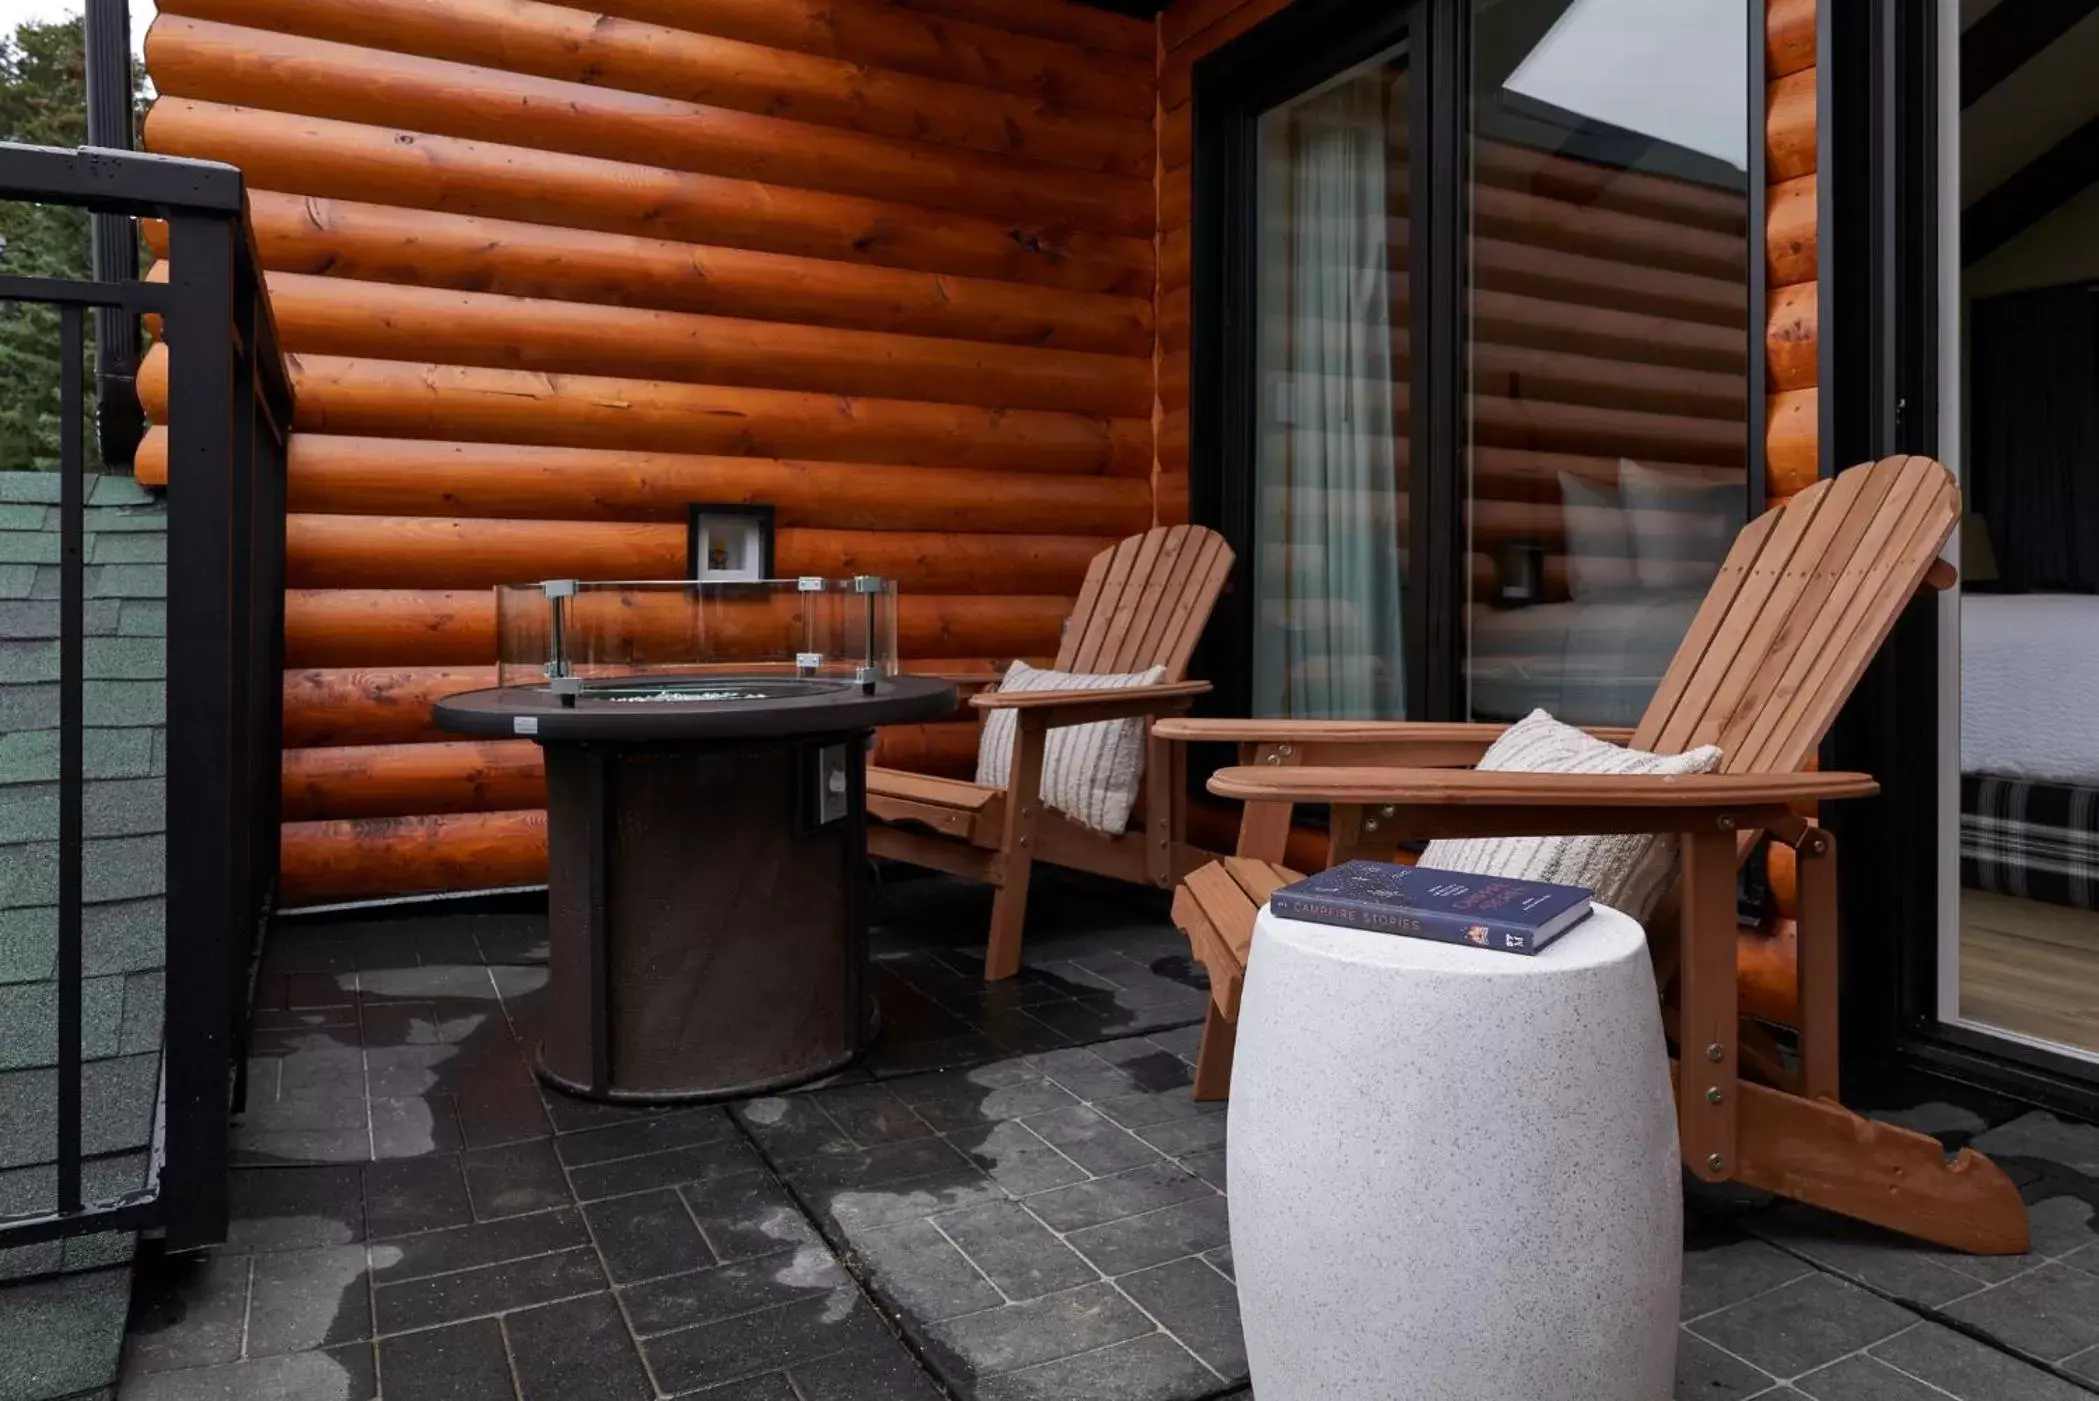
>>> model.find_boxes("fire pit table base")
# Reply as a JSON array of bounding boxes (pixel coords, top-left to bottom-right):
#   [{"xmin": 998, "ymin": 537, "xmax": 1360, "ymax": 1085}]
[{"xmin": 539, "ymin": 737, "xmax": 870, "ymax": 1103}]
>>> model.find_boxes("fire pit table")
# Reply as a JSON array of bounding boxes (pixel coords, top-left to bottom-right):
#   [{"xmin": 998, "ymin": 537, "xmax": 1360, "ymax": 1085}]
[{"xmin": 435, "ymin": 577, "xmax": 955, "ymax": 1102}]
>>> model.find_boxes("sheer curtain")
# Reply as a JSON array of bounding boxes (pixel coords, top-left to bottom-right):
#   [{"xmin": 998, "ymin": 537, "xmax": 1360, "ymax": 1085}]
[{"xmin": 1253, "ymin": 72, "xmax": 1408, "ymax": 719}]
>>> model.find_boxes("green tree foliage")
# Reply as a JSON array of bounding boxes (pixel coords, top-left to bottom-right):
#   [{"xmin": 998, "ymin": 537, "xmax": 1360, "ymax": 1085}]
[{"xmin": 0, "ymin": 16, "xmax": 142, "ymax": 471}]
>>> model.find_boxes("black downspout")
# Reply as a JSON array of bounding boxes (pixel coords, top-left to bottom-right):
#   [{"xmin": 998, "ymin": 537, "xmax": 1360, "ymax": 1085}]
[{"xmin": 84, "ymin": 0, "xmax": 143, "ymax": 473}]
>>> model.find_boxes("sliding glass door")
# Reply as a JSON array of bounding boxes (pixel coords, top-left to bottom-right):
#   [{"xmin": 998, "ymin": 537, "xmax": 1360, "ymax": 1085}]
[
  {"xmin": 1462, "ymin": 0, "xmax": 1755, "ymax": 728},
  {"xmin": 1196, "ymin": 0, "xmax": 1758, "ymax": 728},
  {"xmin": 1251, "ymin": 43, "xmax": 1412, "ymax": 719}
]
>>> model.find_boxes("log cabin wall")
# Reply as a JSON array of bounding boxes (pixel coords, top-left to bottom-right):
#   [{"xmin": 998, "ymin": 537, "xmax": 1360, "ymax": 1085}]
[{"xmin": 134, "ymin": 0, "xmax": 1160, "ymax": 903}]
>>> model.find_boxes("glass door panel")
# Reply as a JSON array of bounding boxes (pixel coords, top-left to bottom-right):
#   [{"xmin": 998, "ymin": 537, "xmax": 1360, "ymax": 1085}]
[
  {"xmin": 1462, "ymin": 0, "xmax": 1754, "ymax": 728},
  {"xmin": 1250, "ymin": 43, "xmax": 1413, "ymax": 719}
]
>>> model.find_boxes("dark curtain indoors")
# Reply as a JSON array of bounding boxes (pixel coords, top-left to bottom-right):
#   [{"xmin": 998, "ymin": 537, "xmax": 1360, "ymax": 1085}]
[{"xmin": 1969, "ymin": 285, "xmax": 2099, "ymax": 592}]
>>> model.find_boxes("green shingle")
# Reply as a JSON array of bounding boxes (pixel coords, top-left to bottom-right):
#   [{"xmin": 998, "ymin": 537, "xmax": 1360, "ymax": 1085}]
[
  {"xmin": 0, "ymin": 1066, "xmax": 54, "ymax": 1168},
  {"xmin": 0, "ymin": 1152, "xmax": 149, "ymax": 1216},
  {"xmin": 0, "ymin": 599, "xmax": 121, "ymax": 637},
  {"xmin": 83, "ymin": 565, "xmax": 164, "ymax": 600},
  {"xmin": 86, "ymin": 477, "xmax": 153, "ymax": 509},
  {"xmin": 86, "ymin": 533, "xmax": 165, "ymax": 565},
  {"xmin": 0, "ymin": 844, "xmax": 56, "ymax": 907},
  {"xmin": 0, "ymin": 984, "xmax": 54, "ymax": 1070},
  {"xmin": 0, "ymin": 506, "xmax": 45, "ymax": 530},
  {"xmin": 0, "ymin": 475, "xmax": 63, "ymax": 505},
  {"xmin": 0, "ymin": 1262, "xmax": 130, "ymax": 1400},
  {"xmin": 148, "ymin": 730, "xmax": 166, "ymax": 777},
  {"xmin": 83, "ymin": 900, "xmax": 162, "ymax": 976},
  {"xmin": 81, "ymin": 681, "xmax": 162, "ymax": 728},
  {"xmin": 0, "ymin": 641, "xmax": 58, "ymax": 683},
  {"xmin": 0, "ymin": 533, "xmax": 58, "ymax": 565},
  {"xmin": 0, "ymin": 731, "xmax": 158, "ymax": 786},
  {"xmin": 117, "ymin": 600, "xmax": 165, "ymax": 637},
  {"xmin": 83, "ymin": 780, "xmax": 164, "ymax": 839},
  {"xmin": 0, "ymin": 786, "xmax": 53, "ymax": 844},
  {"xmin": 0, "ymin": 685, "xmax": 56, "ymax": 732},
  {"xmin": 82, "ymin": 836, "xmax": 163, "ymax": 904},
  {"xmin": 80, "ymin": 506, "xmax": 165, "ymax": 534},
  {"xmin": 0, "ymin": 566, "xmax": 37, "ymax": 600},
  {"xmin": 82, "ymin": 1054, "xmax": 158, "ymax": 1154},
  {"xmin": 0, "ymin": 907, "xmax": 53, "ymax": 984},
  {"xmin": 82, "ymin": 636, "xmax": 163, "ymax": 679},
  {"xmin": 118, "ymin": 971, "xmax": 163, "ymax": 1054}
]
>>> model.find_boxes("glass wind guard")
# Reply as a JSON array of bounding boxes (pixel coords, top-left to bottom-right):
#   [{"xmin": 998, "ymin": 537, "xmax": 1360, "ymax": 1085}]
[{"xmin": 493, "ymin": 579, "xmax": 898, "ymax": 701}]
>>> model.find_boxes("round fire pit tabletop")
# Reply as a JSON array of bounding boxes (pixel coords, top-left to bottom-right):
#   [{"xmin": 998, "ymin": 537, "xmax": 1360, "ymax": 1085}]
[{"xmin": 434, "ymin": 672, "xmax": 958, "ymax": 741}]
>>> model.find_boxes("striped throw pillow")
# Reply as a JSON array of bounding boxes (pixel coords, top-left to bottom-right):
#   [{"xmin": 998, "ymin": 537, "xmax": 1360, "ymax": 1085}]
[
  {"xmin": 975, "ymin": 661, "xmax": 1166, "ymax": 837},
  {"xmin": 1420, "ymin": 709, "xmax": 1722, "ymax": 921}
]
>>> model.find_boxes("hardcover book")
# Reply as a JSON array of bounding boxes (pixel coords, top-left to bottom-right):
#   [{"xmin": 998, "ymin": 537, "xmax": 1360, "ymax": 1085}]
[{"xmin": 1268, "ymin": 861, "xmax": 1593, "ymax": 956}]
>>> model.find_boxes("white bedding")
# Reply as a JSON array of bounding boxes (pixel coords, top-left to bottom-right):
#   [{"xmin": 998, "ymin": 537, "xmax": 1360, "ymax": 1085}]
[{"xmin": 1962, "ymin": 593, "xmax": 2099, "ymax": 785}]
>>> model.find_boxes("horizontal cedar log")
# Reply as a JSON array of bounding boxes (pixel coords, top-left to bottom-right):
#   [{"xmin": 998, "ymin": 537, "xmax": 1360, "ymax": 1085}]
[
  {"xmin": 284, "ymin": 661, "xmax": 1017, "ymax": 747},
  {"xmin": 284, "ymin": 665, "xmax": 493, "ymax": 746},
  {"xmin": 153, "ymin": 0, "xmax": 1152, "ymax": 177},
  {"xmin": 1767, "ymin": 283, "xmax": 1817, "ymax": 394},
  {"xmin": 280, "ymin": 808, "xmax": 547, "ymax": 903},
  {"xmin": 1767, "ymin": 68, "xmax": 1815, "ymax": 183},
  {"xmin": 281, "ymin": 723, "xmax": 978, "ymax": 819},
  {"xmin": 1159, "ymin": 286, "xmax": 1191, "ymax": 359},
  {"xmin": 134, "ymin": 346, "xmax": 1152, "ymax": 478},
  {"xmin": 145, "ymin": 193, "xmax": 1152, "ymax": 357},
  {"xmin": 583, "ymin": 0, "xmax": 1155, "ymax": 121},
  {"xmin": 893, "ymin": 0, "xmax": 1152, "ymax": 58},
  {"xmin": 1160, "ymin": 165, "xmax": 1190, "ymax": 238},
  {"xmin": 1162, "ymin": 0, "xmax": 1266, "ymax": 52},
  {"xmin": 1768, "ymin": 176, "xmax": 1816, "ymax": 286},
  {"xmin": 147, "ymin": 18, "xmax": 1152, "ymax": 236},
  {"xmin": 282, "ymin": 739, "xmax": 546, "ymax": 820},
  {"xmin": 141, "ymin": 263, "xmax": 1150, "ymax": 418},
  {"xmin": 282, "ymin": 515, "xmax": 1109, "ymax": 593},
  {"xmin": 142, "ymin": 100, "xmax": 1153, "ymax": 298},
  {"xmin": 170, "ymin": 268, "xmax": 1152, "ymax": 419},
  {"xmin": 1768, "ymin": 0, "xmax": 1816, "ymax": 79},
  {"xmin": 1766, "ymin": 389, "xmax": 1819, "ymax": 498},
  {"xmin": 282, "ymin": 589, "xmax": 1072, "ymax": 667},
  {"xmin": 134, "ymin": 431, "xmax": 1153, "ymax": 535}
]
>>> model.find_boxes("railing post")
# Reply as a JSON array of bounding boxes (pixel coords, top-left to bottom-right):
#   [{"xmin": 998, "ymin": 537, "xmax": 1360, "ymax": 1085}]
[{"xmin": 160, "ymin": 211, "xmax": 238, "ymax": 1252}]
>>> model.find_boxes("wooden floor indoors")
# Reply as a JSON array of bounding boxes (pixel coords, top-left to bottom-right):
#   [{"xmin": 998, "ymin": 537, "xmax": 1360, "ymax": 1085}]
[{"xmin": 1960, "ymin": 888, "xmax": 2099, "ymax": 1057}]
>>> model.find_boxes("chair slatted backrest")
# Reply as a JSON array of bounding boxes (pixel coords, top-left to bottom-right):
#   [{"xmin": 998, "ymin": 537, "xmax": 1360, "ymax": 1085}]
[
  {"xmin": 1631, "ymin": 455, "xmax": 1960, "ymax": 773},
  {"xmin": 1056, "ymin": 525, "xmax": 1235, "ymax": 680}
]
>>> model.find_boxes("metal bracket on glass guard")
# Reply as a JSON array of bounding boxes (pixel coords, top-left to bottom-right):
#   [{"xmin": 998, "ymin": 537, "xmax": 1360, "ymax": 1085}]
[
  {"xmin": 855, "ymin": 665, "xmax": 879, "ymax": 695},
  {"xmin": 797, "ymin": 651, "xmax": 823, "ymax": 677},
  {"xmin": 797, "ymin": 576, "xmax": 825, "ymax": 593},
  {"xmin": 540, "ymin": 579, "xmax": 579, "ymax": 696},
  {"xmin": 851, "ymin": 575, "xmax": 886, "ymax": 594}
]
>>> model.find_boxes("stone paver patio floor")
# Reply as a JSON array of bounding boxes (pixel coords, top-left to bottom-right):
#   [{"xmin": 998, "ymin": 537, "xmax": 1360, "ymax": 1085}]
[{"xmin": 108, "ymin": 873, "xmax": 2099, "ymax": 1401}]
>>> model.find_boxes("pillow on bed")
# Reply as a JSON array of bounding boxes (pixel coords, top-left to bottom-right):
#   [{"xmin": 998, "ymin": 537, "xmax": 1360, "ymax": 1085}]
[
  {"xmin": 976, "ymin": 660, "xmax": 1165, "ymax": 837},
  {"xmin": 1558, "ymin": 470, "xmax": 1638, "ymax": 599},
  {"xmin": 1419, "ymin": 708, "xmax": 1722, "ymax": 921},
  {"xmin": 1619, "ymin": 459, "xmax": 1744, "ymax": 592}
]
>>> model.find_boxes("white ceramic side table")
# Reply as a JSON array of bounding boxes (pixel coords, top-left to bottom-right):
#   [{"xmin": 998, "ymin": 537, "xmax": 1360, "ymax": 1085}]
[{"xmin": 1227, "ymin": 902, "xmax": 1680, "ymax": 1401}]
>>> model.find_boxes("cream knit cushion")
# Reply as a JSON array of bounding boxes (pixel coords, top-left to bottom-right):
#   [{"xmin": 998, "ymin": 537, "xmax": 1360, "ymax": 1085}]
[
  {"xmin": 976, "ymin": 660, "xmax": 1167, "ymax": 837},
  {"xmin": 1420, "ymin": 709, "xmax": 1722, "ymax": 921}
]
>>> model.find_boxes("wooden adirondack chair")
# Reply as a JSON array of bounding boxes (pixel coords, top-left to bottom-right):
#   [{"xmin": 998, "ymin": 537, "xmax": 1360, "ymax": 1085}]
[
  {"xmin": 1162, "ymin": 456, "xmax": 2032, "ymax": 1256},
  {"xmin": 869, "ymin": 524, "xmax": 1234, "ymax": 981}
]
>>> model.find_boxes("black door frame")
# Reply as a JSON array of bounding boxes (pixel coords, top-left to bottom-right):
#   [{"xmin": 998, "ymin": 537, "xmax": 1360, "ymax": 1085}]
[
  {"xmin": 1189, "ymin": 0, "xmax": 1467, "ymax": 724},
  {"xmin": 1824, "ymin": 0, "xmax": 2099, "ymax": 1120}
]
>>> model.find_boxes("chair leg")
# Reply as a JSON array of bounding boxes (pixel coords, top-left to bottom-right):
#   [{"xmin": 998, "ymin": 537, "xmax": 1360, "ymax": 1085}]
[
  {"xmin": 1192, "ymin": 1001, "xmax": 1237, "ymax": 1101},
  {"xmin": 984, "ymin": 859, "xmax": 1032, "ymax": 981}
]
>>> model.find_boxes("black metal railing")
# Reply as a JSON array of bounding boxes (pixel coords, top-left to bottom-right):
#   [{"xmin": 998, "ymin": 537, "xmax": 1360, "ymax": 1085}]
[{"xmin": 0, "ymin": 145, "xmax": 290, "ymax": 1253}]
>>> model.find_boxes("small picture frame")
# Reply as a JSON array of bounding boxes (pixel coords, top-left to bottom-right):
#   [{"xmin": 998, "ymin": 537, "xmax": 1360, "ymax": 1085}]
[{"xmin": 686, "ymin": 504, "xmax": 775, "ymax": 582}]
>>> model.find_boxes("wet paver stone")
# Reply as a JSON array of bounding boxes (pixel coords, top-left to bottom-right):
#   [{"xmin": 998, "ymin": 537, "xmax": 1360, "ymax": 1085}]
[{"xmin": 106, "ymin": 876, "xmax": 2098, "ymax": 1401}]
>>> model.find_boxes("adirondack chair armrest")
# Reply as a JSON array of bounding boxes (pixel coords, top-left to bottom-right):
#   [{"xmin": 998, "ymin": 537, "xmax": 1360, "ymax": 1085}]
[
  {"xmin": 970, "ymin": 681, "xmax": 1211, "ymax": 726},
  {"xmin": 1203, "ymin": 766, "xmax": 1879, "ymax": 837},
  {"xmin": 1152, "ymin": 719, "xmax": 1638, "ymax": 746}
]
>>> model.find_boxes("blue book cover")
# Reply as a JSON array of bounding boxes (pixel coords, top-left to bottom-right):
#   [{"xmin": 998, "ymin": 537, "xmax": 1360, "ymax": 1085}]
[{"xmin": 1268, "ymin": 861, "xmax": 1593, "ymax": 956}]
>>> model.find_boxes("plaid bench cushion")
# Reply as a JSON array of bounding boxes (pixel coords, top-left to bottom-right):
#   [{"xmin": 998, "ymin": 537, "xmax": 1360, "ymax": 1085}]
[{"xmin": 1961, "ymin": 773, "xmax": 2099, "ymax": 912}]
